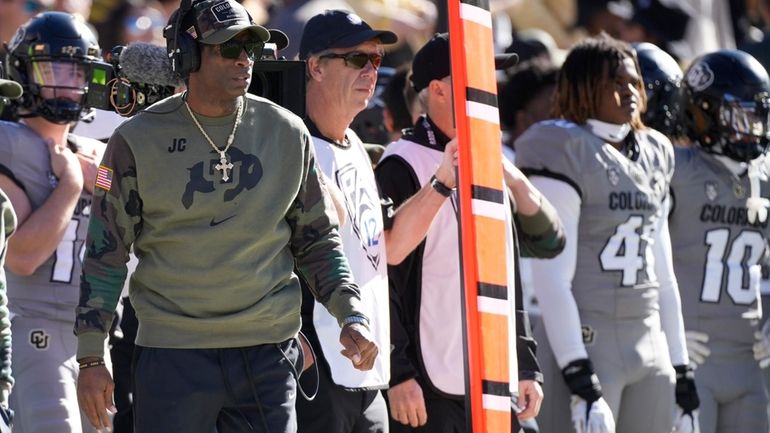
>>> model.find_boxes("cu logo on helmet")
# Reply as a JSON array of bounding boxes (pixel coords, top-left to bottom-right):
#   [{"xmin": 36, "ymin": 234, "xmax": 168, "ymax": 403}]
[{"xmin": 685, "ymin": 61, "xmax": 715, "ymax": 92}]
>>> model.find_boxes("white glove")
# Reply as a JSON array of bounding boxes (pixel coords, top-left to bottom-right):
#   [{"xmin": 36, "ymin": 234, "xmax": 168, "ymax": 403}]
[
  {"xmin": 747, "ymin": 159, "xmax": 770, "ymax": 224},
  {"xmin": 753, "ymin": 321, "xmax": 770, "ymax": 368},
  {"xmin": 673, "ymin": 406, "xmax": 700, "ymax": 433},
  {"xmin": 746, "ymin": 197, "xmax": 770, "ymax": 224},
  {"xmin": 685, "ymin": 331, "xmax": 711, "ymax": 368},
  {"xmin": 570, "ymin": 395, "xmax": 615, "ymax": 433}
]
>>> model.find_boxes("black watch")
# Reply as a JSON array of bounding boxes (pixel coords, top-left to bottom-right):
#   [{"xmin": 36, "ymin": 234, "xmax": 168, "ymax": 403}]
[{"xmin": 430, "ymin": 175, "xmax": 454, "ymax": 197}]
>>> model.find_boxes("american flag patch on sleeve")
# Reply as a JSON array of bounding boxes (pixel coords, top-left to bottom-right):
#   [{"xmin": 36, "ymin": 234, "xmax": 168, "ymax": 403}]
[{"xmin": 95, "ymin": 165, "xmax": 113, "ymax": 191}]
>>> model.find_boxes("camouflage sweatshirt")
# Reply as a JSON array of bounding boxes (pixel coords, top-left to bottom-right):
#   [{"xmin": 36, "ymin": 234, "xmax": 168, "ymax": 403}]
[{"xmin": 76, "ymin": 93, "xmax": 365, "ymax": 359}]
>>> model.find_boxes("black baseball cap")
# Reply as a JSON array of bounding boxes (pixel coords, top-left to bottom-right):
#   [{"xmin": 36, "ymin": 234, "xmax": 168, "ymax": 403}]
[
  {"xmin": 185, "ymin": 0, "xmax": 270, "ymax": 45},
  {"xmin": 0, "ymin": 79, "xmax": 22, "ymax": 99},
  {"xmin": 411, "ymin": 33, "xmax": 518, "ymax": 92},
  {"xmin": 299, "ymin": 9, "xmax": 398, "ymax": 59}
]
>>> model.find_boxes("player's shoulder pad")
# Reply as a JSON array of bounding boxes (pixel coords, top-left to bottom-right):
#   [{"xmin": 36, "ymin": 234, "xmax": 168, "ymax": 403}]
[
  {"xmin": 0, "ymin": 120, "xmax": 42, "ymax": 156},
  {"xmin": 640, "ymin": 128, "xmax": 674, "ymax": 155},
  {"xmin": 515, "ymin": 119, "xmax": 594, "ymax": 169}
]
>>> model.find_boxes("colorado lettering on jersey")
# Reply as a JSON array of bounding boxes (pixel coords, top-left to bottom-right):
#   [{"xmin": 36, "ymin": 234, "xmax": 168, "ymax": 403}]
[
  {"xmin": 609, "ymin": 191, "xmax": 655, "ymax": 211},
  {"xmin": 700, "ymin": 204, "xmax": 769, "ymax": 228}
]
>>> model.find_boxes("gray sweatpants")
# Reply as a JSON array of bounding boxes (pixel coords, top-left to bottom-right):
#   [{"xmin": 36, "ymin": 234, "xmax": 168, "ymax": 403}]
[
  {"xmin": 535, "ymin": 311, "xmax": 675, "ymax": 433},
  {"xmin": 10, "ymin": 315, "xmax": 109, "ymax": 433}
]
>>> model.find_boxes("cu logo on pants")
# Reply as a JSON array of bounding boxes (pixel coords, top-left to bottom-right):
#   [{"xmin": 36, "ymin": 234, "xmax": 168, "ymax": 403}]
[{"xmin": 29, "ymin": 330, "xmax": 49, "ymax": 350}]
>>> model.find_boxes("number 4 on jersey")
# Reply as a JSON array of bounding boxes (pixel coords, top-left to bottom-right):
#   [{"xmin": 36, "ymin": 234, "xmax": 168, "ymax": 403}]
[{"xmin": 600, "ymin": 215, "xmax": 646, "ymax": 286}]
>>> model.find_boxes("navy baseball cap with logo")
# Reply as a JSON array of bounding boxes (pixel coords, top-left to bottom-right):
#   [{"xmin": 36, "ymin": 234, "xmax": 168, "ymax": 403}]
[
  {"xmin": 186, "ymin": 0, "xmax": 270, "ymax": 44},
  {"xmin": 411, "ymin": 33, "xmax": 518, "ymax": 92},
  {"xmin": 299, "ymin": 9, "xmax": 398, "ymax": 59}
]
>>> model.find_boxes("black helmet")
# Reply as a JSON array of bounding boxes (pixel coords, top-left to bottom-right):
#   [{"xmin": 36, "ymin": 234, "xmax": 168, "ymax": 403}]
[
  {"xmin": 6, "ymin": 12, "xmax": 101, "ymax": 124},
  {"xmin": 634, "ymin": 42, "xmax": 684, "ymax": 137},
  {"xmin": 681, "ymin": 49, "xmax": 770, "ymax": 162}
]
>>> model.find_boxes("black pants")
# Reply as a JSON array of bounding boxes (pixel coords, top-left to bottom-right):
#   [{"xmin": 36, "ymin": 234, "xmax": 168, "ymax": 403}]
[
  {"xmin": 387, "ymin": 384, "xmax": 528, "ymax": 433},
  {"xmin": 111, "ymin": 297, "xmax": 137, "ymax": 433},
  {"xmin": 132, "ymin": 340, "xmax": 301, "ymax": 433},
  {"xmin": 295, "ymin": 362, "xmax": 388, "ymax": 433}
]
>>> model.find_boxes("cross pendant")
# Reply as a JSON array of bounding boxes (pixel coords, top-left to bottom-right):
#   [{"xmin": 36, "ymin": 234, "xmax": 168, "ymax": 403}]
[{"xmin": 215, "ymin": 151, "xmax": 234, "ymax": 181}]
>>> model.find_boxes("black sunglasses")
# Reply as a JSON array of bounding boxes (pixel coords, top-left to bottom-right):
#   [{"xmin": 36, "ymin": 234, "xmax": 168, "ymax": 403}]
[
  {"xmin": 218, "ymin": 39, "xmax": 264, "ymax": 61},
  {"xmin": 319, "ymin": 52, "xmax": 383, "ymax": 70}
]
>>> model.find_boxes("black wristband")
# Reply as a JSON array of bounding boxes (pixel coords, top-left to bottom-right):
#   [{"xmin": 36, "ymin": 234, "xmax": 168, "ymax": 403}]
[
  {"xmin": 430, "ymin": 175, "xmax": 454, "ymax": 197},
  {"xmin": 674, "ymin": 364, "xmax": 699, "ymax": 413},
  {"xmin": 561, "ymin": 358, "xmax": 603, "ymax": 403},
  {"xmin": 78, "ymin": 359, "xmax": 106, "ymax": 370}
]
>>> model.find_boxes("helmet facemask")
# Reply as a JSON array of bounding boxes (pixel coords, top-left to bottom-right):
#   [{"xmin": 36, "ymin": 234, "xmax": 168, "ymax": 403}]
[
  {"xmin": 696, "ymin": 92, "xmax": 770, "ymax": 162},
  {"xmin": 25, "ymin": 58, "xmax": 89, "ymax": 124},
  {"xmin": 715, "ymin": 92, "xmax": 770, "ymax": 161}
]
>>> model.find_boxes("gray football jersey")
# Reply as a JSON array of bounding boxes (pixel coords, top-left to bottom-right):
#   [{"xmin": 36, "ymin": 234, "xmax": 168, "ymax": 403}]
[
  {"xmin": 670, "ymin": 147, "xmax": 767, "ymax": 354},
  {"xmin": 0, "ymin": 121, "xmax": 92, "ymax": 322},
  {"xmin": 516, "ymin": 120, "xmax": 673, "ymax": 320}
]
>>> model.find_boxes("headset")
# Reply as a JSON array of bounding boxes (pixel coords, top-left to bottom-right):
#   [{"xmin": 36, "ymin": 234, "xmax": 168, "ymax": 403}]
[{"xmin": 164, "ymin": 0, "xmax": 200, "ymax": 80}]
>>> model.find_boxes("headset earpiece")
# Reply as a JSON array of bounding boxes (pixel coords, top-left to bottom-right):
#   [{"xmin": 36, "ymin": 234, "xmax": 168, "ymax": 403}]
[
  {"xmin": 165, "ymin": 0, "xmax": 199, "ymax": 80},
  {"xmin": 175, "ymin": 30, "xmax": 200, "ymax": 78}
]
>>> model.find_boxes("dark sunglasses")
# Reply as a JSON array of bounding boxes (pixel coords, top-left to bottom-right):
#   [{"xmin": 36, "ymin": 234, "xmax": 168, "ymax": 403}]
[
  {"xmin": 218, "ymin": 39, "xmax": 264, "ymax": 61},
  {"xmin": 319, "ymin": 52, "xmax": 383, "ymax": 69}
]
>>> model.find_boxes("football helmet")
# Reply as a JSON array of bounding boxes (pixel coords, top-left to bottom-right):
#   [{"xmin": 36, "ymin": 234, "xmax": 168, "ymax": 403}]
[
  {"xmin": 6, "ymin": 11, "xmax": 101, "ymax": 123},
  {"xmin": 634, "ymin": 42, "xmax": 684, "ymax": 137},
  {"xmin": 681, "ymin": 49, "xmax": 770, "ymax": 162}
]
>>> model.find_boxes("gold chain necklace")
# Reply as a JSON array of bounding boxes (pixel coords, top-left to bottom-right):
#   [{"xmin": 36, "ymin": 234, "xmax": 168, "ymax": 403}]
[{"xmin": 184, "ymin": 97, "xmax": 244, "ymax": 181}]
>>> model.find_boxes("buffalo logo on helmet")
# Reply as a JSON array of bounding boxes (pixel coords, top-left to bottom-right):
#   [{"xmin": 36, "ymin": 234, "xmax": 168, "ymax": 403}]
[{"xmin": 685, "ymin": 61, "xmax": 715, "ymax": 92}]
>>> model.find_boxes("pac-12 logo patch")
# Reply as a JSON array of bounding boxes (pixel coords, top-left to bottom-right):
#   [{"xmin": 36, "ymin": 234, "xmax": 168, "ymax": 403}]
[
  {"xmin": 606, "ymin": 168, "xmax": 620, "ymax": 186},
  {"xmin": 581, "ymin": 325, "xmax": 596, "ymax": 346},
  {"xmin": 705, "ymin": 181, "xmax": 718, "ymax": 201},
  {"xmin": 336, "ymin": 163, "xmax": 382, "ymax": 270},
  {"xmin": 29, "ymin": 329, "xmax": 49, "ymax": 350}
]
